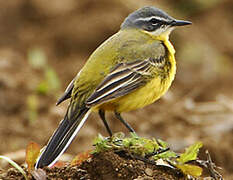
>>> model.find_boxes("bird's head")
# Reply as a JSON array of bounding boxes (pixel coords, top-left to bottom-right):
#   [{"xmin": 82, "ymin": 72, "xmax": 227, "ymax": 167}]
[{"xmin": 121, "ymin": 6, "xmax": 191, "ymax": 37}]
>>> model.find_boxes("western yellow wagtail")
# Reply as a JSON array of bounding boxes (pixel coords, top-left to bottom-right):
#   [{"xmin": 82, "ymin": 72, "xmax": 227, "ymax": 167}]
[{"xmin": 35, "ymin": 6, "xmax": 191, "ymax": 168}]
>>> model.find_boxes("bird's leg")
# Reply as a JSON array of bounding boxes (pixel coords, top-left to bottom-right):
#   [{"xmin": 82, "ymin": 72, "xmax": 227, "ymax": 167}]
[
  {"xmin": 99, "ymin": 109, "xmax": 112, "ymax": 136},
  {"xmin": 114, "ymin": 111, "xmax": 135, "ymax": 133}
]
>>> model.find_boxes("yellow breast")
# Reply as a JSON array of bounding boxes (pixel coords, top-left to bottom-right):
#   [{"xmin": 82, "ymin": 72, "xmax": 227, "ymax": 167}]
[
  {"xmin": 93, "ymin": 31, "xmax": 176, "ymax": 113},
  {"xmin": 98, "ymin": 50, "xmax": 175, "ymax": 113}
]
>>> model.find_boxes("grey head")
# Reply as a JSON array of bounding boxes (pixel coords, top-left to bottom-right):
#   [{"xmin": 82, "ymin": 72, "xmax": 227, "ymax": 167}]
[{"xmin": 121, "ymin": 6, "xmax": 191, "ymax": 35}]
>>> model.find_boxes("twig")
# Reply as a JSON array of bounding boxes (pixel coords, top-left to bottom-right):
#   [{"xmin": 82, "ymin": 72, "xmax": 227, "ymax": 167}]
[
  {"xmin": 196, "ymin": 150, "xmax": 223, "ymax": 180},
  {"xmin": 145, "ymin": 148, "xmax": 170, "ymax": 158}
]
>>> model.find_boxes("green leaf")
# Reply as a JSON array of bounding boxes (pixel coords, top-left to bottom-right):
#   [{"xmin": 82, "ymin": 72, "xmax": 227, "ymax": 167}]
[
  {"xmin": 157, "ymin": 139, "xmax": 168, "ymax": 148},
  {"xmin": 153, "ymin": 150, "xmax": 177, "ymax": 160},
  {"xmin": 129, "ymin": 132, "xmax": 139, "ymax": 138},
  {"xmin": 178, "ymin": 142, "xmax": 203, "ymax": 164},
  {"xmin": 176, "ymin": 164, "xmax": 203, "ymax": 177},
  {"xmin": 92, "ymin": 134, "xmax": 204, "ymax": 177},
  {"xmin": 93, "ymin": 134, "xmax": 112, "ymax": 153}
]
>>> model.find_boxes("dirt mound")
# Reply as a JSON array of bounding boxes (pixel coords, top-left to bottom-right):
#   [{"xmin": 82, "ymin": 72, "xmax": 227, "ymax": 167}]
[{"xmin": 1, "ymin": 151, "xmax": 185, "ymax": 180}]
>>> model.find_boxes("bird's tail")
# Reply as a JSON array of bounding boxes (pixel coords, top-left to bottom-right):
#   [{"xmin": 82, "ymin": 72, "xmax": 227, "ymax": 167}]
[{"xmin": 35, "ymin": 107, "xmax": 90, "ymax": 169}]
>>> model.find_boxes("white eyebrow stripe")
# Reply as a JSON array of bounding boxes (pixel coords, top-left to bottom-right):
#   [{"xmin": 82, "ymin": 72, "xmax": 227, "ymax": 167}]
[{"xmin": 135, "ymin": 16, "xmax": 168, "ymax": 22}]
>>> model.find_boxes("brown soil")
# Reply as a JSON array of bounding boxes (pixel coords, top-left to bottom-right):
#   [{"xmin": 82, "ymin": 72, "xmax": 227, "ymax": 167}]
[{"xmin": 1, "ymin": 151, "xmax": 185, "ymax": 180}]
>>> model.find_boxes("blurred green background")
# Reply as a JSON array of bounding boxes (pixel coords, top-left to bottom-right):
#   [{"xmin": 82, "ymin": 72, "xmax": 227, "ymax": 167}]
[{"xmin": 0, "ymin": 0, "xmax": 232, "ymax": 177}]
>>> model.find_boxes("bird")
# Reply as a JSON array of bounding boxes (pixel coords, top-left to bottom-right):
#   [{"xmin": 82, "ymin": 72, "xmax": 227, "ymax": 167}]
[{"xmin": 35, "ymin": 6, "xmax": 191, "ymax": 168}]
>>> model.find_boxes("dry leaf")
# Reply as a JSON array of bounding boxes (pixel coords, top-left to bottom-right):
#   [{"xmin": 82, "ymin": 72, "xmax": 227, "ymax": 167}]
[
  {"xmin": 71, "ymin": 150, "xmax": 92, "ymax": 166},
  {"xmin": 25, "ymin": 142, "xmax": 40, "ymax": 171}
]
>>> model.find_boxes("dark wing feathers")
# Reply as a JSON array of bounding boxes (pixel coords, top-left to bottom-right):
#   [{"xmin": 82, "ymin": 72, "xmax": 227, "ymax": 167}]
[
  {"xmin": 56, "ymin": 77, "xmax": 76, "ymax": 105},
  {"xmin": 86, "ymin": 59, "xmax": 154, "ymax": 107},
  {"xmin": 57, "ymin": 56, "xmax": 165, "ymax": 107}
]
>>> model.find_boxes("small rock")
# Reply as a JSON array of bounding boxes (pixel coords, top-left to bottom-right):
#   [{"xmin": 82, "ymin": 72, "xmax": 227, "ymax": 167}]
[
  {"xmin": 145, "ymin": 168, "xmax": 153, "ymax": 176},
  {"xmin": 31, "ymin": 168, "xmax": 47, "ymax": 180}
]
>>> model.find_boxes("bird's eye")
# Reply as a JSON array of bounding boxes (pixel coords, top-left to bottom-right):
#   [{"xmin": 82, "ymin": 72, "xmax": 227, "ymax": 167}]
[{"xmin": 149, "ymin": 18, "xmax": 161, "ymax": 24}]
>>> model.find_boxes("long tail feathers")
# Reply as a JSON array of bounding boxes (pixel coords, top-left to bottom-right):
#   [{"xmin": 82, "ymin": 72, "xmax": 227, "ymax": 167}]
[{"xmin": 35, "ymin": 108, "xmax": 90, "ymax": 168}]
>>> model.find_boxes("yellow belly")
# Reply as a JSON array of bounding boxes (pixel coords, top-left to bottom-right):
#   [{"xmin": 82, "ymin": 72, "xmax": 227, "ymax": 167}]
[
  {"xmin": 93, "ymin": 35, "xmax": 176, "ymax": 113},
  {"xmin": 97, "ymin": 74, "xmax": 171, "ymax": 112}
]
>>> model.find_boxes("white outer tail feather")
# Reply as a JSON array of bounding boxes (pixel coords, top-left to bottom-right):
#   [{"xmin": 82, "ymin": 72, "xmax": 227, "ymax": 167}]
[{"xmin": 35, "ymin": 109, "xmax": 91, "ymax": 168}]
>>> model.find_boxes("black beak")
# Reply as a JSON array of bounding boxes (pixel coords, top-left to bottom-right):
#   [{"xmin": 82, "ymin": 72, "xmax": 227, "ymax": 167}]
[{"xmin": 171, "ymin": 20, "xmax": 192, "ymax": 26}]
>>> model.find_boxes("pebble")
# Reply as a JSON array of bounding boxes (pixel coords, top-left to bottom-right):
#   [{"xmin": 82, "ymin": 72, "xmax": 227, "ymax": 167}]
[{"xmin": 145, "ymin": 168, "xmax": 153, "ymax": 176}]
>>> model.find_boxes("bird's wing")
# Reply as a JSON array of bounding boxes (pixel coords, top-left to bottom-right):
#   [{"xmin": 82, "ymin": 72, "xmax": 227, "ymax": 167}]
[
  {"xmin": 86, "ymin": 57, "xmax": 164, "ymax": 107},
  {"xmin": 56, "ymin": 77, "xmax": 76, "ymax": 105}
]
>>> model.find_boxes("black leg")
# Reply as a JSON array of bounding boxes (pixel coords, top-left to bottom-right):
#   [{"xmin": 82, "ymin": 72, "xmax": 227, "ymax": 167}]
[
  {"xmin": 114, "ymin": 111, "xmax": 135, "ymax": 133},
  {"xmin": 99, "ymin": 109, "xmax": 112, "ymax": 136}
]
